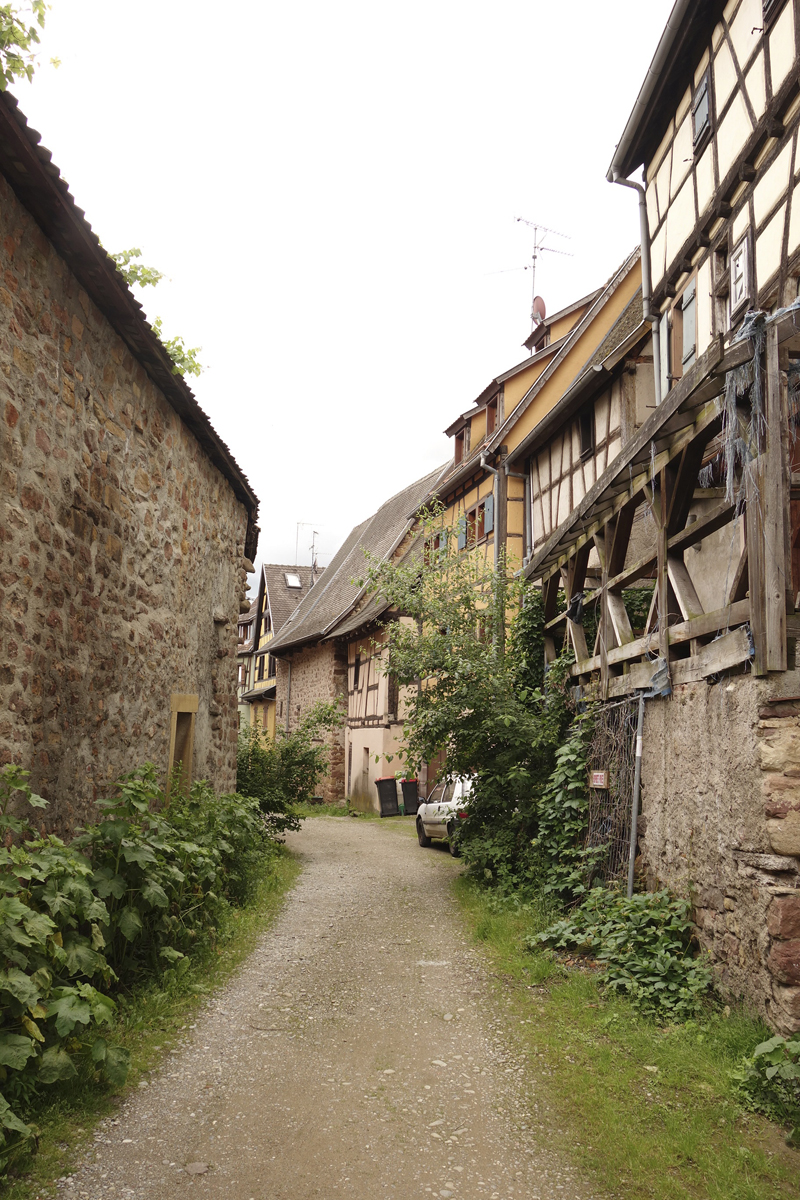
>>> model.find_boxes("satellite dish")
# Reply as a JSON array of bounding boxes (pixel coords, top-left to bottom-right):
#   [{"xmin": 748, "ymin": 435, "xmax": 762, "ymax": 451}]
[{"xmin": 532, "ymin": 296, "xmax": 546, "ymax": 323}]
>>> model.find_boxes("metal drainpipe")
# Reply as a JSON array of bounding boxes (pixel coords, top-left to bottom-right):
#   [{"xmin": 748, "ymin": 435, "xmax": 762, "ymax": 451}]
[
  {"xmin": 505, "ymin": 463, "xmax": 531, "ymax": 564},
  {"xmin": 285, "ymin": 660, "xmax": 292, "ymax": 733},
  {"xmin": 479, "ymin": 454, "xmax": 500, "ymax": 570},
  {"xmin": 610, "ymin": 171, "xmax": 662, "ymax": 407}
]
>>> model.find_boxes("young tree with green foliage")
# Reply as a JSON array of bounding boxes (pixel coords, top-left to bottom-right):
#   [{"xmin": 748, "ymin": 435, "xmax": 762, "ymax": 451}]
[
  {"xmin": 236, "ymin": 702, "xmax": 344, "ymax": 834},
  {"xmin": 108, "ymin": 248, "xmax": 203, "ymax": 379},
  {"xmin": 0, "ymin": 0, "xmax": 46, "ymax": 90},
  {"xmin": 360, "ymin": 510, "xmax": 575, "ymax": 889}
]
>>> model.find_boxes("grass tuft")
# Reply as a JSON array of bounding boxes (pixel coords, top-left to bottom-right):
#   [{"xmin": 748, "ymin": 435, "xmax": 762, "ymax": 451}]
[{"xmin": 454, "ymin": 875, "xmax": 800, "ymax": 1200}]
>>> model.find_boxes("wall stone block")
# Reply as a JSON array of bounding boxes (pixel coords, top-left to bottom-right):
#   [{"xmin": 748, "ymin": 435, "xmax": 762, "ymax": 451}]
[
  {"xmin": 0, "ymin": 172, "xmax": 249, "ymax": 834},
  {"xmin": 768, "ymin": 939, "xmax": 800, "ymax": 986},
  {"xmin": 767, "ymin": 811, "xmax": 800, "ymax": 856},
  {"xmin": 768, "ymin": 894, "xmax": 800, "ymax": 940}
]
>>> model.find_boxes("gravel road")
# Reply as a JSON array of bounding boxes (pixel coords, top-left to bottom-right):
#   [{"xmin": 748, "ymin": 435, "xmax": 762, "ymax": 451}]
[{"xmin": 60, "ymin": 817, "xmax": 596, "ymax": 1200}]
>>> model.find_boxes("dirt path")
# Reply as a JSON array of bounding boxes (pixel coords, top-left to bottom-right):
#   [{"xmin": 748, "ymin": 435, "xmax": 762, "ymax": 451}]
[{"xmin": 62, "ymin": 818, "xmax": 596, "ymax": 1200}]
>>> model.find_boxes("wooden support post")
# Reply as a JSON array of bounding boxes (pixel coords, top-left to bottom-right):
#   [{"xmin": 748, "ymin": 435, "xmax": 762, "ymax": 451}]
[
  {"xmin": 764, "ymin": 323, "xmax": 787, "ymax": 671},
  {"xmin": 596, "ymin": 528, "xmax": 610, "ymax": 701},
  {"xmin": 657, "ymin": 472, "xmax": 670, "ymax": 666},
  {"xmin": 666, "ymin": 556, "xmax": 705, "ymax": 620},
  {"xmin": 543, "ymin": 574, "xmax": 559, "ymax": 671},
  {"xmin": 746, "ymin": 456, "xmax": 767, "ymax": 675}
]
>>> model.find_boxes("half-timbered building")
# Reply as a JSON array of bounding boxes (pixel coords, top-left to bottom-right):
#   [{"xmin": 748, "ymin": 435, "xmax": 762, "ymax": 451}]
[{"xmin": 523, "ymin": 0, "xmax": 800, "ymax": 1033}]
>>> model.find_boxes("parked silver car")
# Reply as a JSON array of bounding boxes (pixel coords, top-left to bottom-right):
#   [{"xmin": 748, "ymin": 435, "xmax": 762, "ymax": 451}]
[{"xmin": 415, "ymin": 777, "xmax": 471, "ymax": 856}]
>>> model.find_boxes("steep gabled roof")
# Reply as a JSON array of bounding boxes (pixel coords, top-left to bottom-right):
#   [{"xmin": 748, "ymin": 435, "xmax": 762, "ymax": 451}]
[
  {"xmin": 0, "ymin": 91, "xmax": 259, "ymax": 540},
  {"xmin": 268, "ymin": 465, "xmax": 449, "ymax": 654},
  {"xmin": 262, "ymin": 564, "xmax": 319, "ymax": 638},
  {"xmin": 487, "ymin": 247, "xmax": 641, "ymax": 455}
]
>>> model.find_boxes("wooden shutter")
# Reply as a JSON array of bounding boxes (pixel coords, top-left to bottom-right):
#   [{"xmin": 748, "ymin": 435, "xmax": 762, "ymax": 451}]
[
  {"xmin": 484, "ymin": 492, "xmax": 494, "ymax": 534},
  {"xmin": 457, "ymin": 515, "xmax": 467, "ymax": 550}
]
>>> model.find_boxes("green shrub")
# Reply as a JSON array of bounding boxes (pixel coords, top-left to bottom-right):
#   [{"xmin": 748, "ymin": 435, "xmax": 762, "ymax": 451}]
[
  {"xmin": 732, "ymin": 1035, "xmax": 800, "ymax": 1144},
  {"xmin": 236, "ymin": 701, "xmax": 343, "ymax": 833},
  {"xmin": 0, "ymin": 762, "xmax": 274, "ymax": 1172},
  {"xmin": 534, "ymin": 887, "xmax": 713, "ymax": 1021}
]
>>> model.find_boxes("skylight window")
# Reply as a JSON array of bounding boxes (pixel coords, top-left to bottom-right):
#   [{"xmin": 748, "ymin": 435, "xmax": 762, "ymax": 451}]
[{"xmin": 285, "ymin": 572, "xmax": 302, "ymax": 588}]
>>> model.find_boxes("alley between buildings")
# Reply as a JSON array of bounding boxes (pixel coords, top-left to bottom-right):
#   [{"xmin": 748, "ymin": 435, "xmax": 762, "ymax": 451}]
[{"xmin": 60, "ymin": 818, "xmax": 596, "ymax": 1200}]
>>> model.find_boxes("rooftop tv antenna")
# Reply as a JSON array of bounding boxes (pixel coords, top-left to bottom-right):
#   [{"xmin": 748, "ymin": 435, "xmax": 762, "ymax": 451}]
[
  {"xmin": 295, "ymin": 521, "xmax": 318, "ymax": 566},
  {"xmin": 515, "ymin": 218, "xmax": 573, "ymax": 332}
]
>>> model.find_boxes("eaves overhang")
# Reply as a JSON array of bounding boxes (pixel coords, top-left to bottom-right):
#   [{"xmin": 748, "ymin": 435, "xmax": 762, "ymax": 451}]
[
  {"xmin": 607, "ymin": 0, "xmax": 726, "ymax": 181},
  {"xmin": 0, "ymin": 91, "xmax": 259, "ymax": 522}
]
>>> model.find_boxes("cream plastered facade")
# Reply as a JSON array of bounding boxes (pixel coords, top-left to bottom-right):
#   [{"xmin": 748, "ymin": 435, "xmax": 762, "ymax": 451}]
[
  {"xmin": 646, "ymin": 0, "xmax": 800, "ymax": 380},
  {"xmin": 345, "ymin": 623, "xmax": 416, "ymax": 812}
]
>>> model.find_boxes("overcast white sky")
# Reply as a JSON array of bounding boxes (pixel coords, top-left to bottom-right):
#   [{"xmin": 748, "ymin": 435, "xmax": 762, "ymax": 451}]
[{"xmin": 20, "ymin": 0, "xmax": 675, "ymax": 578}]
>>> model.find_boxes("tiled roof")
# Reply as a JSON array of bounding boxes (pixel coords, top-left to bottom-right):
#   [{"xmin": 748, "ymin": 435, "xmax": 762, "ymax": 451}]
[
  {"xmin": 0, "ymin": 91, "xmax": 259, "ymax": 540},
  {"xmin": 268, "ymin": 465, "xmax": 448, "ymax": 654},
  {"xmin": 263, "ymin": 564, "xmax": 320, "ymax": 637}
]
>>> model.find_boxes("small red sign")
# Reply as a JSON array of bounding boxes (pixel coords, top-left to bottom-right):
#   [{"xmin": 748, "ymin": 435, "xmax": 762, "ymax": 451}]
[{"xmin": 590, "ymin": 770, "xmax": 609, "ymax": 789}]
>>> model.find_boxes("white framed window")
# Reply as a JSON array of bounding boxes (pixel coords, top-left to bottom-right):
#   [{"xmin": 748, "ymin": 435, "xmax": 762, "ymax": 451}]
[
  {"xmin": 285, "ymin": 572, "xmax": 302, "ymax": 588},
  {"xmin": 730, "ymin": 236, "xmax": 750, "ymax": 317}
]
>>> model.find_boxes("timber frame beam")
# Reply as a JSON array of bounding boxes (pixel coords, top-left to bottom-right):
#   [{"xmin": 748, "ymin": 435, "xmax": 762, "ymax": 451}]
[{"xmin": 527, "ymin": 316, "xmax": 800, "ymax": 696}]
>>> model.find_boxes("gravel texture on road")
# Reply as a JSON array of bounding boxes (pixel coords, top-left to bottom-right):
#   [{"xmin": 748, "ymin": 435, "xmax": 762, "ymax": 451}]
[{"xmin": 59, "ymin": 817, "xmax": 598, "ymax": 1200}]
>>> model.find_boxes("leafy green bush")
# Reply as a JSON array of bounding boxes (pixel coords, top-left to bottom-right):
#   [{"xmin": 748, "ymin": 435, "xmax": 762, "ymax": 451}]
[
  {"xmin": 236, "ymin": 701, "xmax": 343, "ymax": 833},
  {"xmin": 0, "ymin": 762, "xmax": 274, "ymax": 1171},
  {"xmin": 732, "ymin": 1035, "xmax": 800, "ymax": 1144},
  {"xmin": 0, "ymin": 766, "xmax": 129, "ymax": 1169},
  {"xmin": 534, "ymin": 887, "xmax": 713, "ymax": 1020}
]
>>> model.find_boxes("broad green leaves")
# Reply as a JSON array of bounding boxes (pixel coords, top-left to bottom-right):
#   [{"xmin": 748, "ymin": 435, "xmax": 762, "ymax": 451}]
[
  {"xmin": 732, "ymin": 1034, "xmax": 800, "ymax": 1144},
  {"xmin": 0, "ymin": 1, "xmax": 45, "ymax": 90}
]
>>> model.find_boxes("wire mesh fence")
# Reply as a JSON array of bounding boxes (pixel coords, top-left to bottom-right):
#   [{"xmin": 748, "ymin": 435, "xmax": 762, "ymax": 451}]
[{"xmin": 585, "ymin": 698, "xmax": 639, "ymax": 883}]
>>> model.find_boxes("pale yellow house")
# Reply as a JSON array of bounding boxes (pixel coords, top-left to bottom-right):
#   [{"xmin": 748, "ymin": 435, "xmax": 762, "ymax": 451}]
[{"xmin": 241, "ymin": 564, "xmax": 318, "ymax": 736}]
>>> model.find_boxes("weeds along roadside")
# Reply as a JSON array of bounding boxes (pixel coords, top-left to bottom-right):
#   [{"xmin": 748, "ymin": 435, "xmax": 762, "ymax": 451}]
[
  {"xmin": 454, "ymin": 876, "xmax": 800, "ymax": 1200},
  {"xmin": 3, "ymin": 845, "xmax": 300, "ymax": 1200}
]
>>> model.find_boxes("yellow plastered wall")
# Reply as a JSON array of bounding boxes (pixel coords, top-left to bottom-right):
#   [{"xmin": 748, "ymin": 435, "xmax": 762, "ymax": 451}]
[{"xmin": 503, "ymin": 263, "xmax": 641, "ymax": 461}]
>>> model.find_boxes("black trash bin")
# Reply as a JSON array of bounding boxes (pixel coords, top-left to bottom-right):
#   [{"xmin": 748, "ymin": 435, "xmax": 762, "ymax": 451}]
[
  {"xmin": 375, "ymin": 776, "xmax": 400, "ymax": 816},
  {"xmin": 401, "ymin": 779, "xmax": 419, "ymax": 815}
]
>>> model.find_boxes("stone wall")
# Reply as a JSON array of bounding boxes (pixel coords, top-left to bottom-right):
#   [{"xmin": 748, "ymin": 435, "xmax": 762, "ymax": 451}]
[
  {"xmin": 274, "ymin": 641, "xmax": 347, "ymax": 803},
  {"xmin": 640, "ymin": 673, "xmax": 800, "ymax": 1033},
  {"xmin": 0, "ymin": 173, "xmax": 250, "ymax": 832}
]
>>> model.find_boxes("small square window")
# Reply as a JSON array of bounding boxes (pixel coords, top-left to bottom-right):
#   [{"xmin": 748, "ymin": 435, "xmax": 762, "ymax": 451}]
[
  {"xmin": 285, "ymin": 572, "xmax": 302, "ymax": 588},
  {"xmin": 730, "ymin": 237, "xmax": 750, "ymax": 316},
  {"xmin": 692, "ymin": 73, "xmax": 711, "ymax": 149}
]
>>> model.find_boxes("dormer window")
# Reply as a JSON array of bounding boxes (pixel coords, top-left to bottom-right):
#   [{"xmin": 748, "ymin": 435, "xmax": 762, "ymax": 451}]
[
  {"xmin": 692, "ymin": 72, "xmax": 711, "ymax": 150},
  {"xmin": 454, "ymin": 423, "xmax": 471, "ymax": 464}
]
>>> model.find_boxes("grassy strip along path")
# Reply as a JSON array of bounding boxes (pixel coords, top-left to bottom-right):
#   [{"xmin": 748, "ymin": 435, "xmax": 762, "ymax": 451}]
[
  {"xmin": 5, "ymin": 848, "xmax": 300, "ymax": 1200},
  {"xmin": 455, "ymin": 876, "xmax": 800, "ymax": 1200}
]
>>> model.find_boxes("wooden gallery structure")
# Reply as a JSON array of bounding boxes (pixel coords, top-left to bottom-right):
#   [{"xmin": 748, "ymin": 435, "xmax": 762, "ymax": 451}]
[{"xmin": 526, "ymin": 313, "xmax": 800, "ymax": 1034}]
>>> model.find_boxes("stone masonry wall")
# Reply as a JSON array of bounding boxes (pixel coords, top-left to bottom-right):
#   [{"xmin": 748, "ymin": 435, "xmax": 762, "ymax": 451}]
[
  {"xmin": 640, "ymin": 673, "xmax": 800, "ymax": 1034},
  {"xmin": 0, "ymin": 173, "xmax": 249, "ymax": 833},
  {"xmin": 274, "ymin": 641, "xmax": 347, "ymax": 803}
]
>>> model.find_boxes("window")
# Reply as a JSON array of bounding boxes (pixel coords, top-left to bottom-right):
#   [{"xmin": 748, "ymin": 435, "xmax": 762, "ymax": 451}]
[
  {"xmin": 257, "ymin": 655, "xmax": 265, "ymax": 682},
  {"xmin": 167, "ymin": 693, "xmax": 198, "ymax": 794},
  {"xmin": 285, "ymin": 572, "xmax": 302, "ymax": 588},
  {"xmin": 262, "ymin": 610, "xmax": 272, "ymax": 635},
  {"xmin": 658, "ymin": 275, "xmax": 698, "ymax": 394},
  {"xmin": 486, "ymin": 398, "xmax": 497, "ymax": 437},
  {"xmin": 579, "ymin": 408, "xmax": 595, "ymax": 460},
  {"xmin": 763, "ymin": 0, "xmax": 785, "ymax": 24},
  {"xmin": 454, "ymin": 423, "xmax": 471, "ymax": 464},
  {"xmin": 692, "ymin": 72, "xmax": 711, "ymax": 150},
  {"xmin": 353, "ymin": 654, "xmax": 361, "ymax": 689},
  {"xmin": 424, "ymin": 531, "xmax": 446, "ymax": 566},
  {"xmin": 267, "ymin": 654, "xmax": 277, "ymax": 678},
  {"xmin": 238, "ymin": 663, "xmax": 247, "ymax": 686},
  {"xmin": 457, "ymin": 494, "xmax": 494, "ymax": 550},
  {"xmin": 730, "ymin": 236, "xmax": 750, "ymax": 316}
]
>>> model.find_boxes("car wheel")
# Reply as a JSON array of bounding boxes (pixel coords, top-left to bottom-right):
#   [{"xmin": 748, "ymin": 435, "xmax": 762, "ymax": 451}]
[
  {"xmin": 447, "ymin": 821, "xmax": 461, "ymax": 857},
  {"xmin": 417, "ymin": 819, "xmax": 431, "ymax": 847}
]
